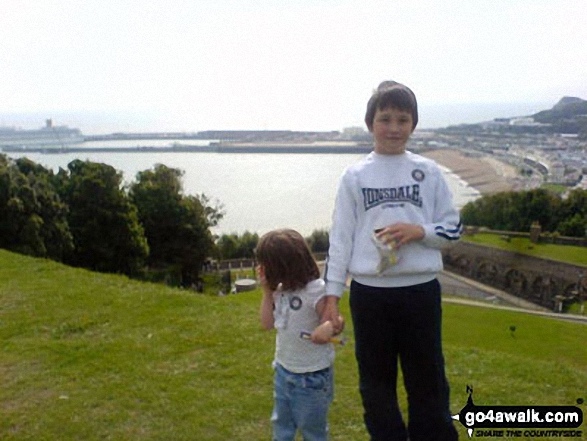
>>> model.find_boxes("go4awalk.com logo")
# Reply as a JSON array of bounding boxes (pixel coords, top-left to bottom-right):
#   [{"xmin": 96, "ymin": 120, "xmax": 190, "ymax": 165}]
[{"xmin": 452, "ymin": 386, "xmax": 584, "ymax": 438}]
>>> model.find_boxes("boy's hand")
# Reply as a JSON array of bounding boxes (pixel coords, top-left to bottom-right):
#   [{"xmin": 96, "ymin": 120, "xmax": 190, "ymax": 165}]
[
  {"xmin": 322, "ymin": 296, "xmax": 343, "ymax": 334},
  {"xmin": 377, "ymin": 223, "xmax": 424, "ymax": 249},
  {"xmin": 333, "ymin": 314, "xmax": 345, "ymax": 336}
]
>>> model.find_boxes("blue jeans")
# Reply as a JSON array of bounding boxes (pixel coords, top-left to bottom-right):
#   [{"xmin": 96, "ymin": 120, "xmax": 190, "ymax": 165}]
[
  {"xmin": 350, "ymin": 279, "xmax": 458, "ymax": 441},
  {"xmin": 272, "ymin": 363, "xmax": 334, "ymax": 441}
]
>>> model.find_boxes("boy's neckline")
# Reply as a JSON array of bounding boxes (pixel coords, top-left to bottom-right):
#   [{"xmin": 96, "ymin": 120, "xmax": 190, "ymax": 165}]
[{"xmin": 372, "ymin": 150, "xmax": 409, "ymax": 159}]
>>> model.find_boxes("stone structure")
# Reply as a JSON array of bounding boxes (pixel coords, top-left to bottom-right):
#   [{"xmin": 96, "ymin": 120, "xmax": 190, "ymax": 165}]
[
  {"xmin": 443, "ymin": 241, "xmax": 586, "ymax": 310},
  {"xmin": 530, "ymin": 221, "xmax": 542, "ymax": 243}
]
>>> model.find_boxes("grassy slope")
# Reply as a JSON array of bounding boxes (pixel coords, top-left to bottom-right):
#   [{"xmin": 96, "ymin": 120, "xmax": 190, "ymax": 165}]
[
  {"xmin": 462, "ymin": 233, "xmax": 587, "ymax": 267},
  {"xmin": 1, "ymin": 249, "xmax": 586, "ymax": 440}
]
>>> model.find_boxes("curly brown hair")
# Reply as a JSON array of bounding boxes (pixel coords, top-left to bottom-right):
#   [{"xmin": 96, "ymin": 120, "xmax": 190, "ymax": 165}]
[{"xmin": 255, "ymin": 229, "xmax": 320, "ymax": 292}]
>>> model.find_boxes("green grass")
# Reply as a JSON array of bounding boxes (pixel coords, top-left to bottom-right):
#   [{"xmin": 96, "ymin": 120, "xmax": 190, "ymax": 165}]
[
  {"xmin": 1, "ymin": 249, "xmax": 586, "ymax": 440},
  {"xmin": 541, "ymin": 183, "xmax": 569, "ymax": 195},
  {"xmin": 463, "ymin": 233, "xmax": 587, "ymax": 267}
]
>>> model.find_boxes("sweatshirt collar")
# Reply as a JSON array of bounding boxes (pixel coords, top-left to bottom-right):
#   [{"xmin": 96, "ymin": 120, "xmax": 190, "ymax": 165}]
[{"xmin": 370, "ymin": 151, "xmax": 409, "ymax": 161}]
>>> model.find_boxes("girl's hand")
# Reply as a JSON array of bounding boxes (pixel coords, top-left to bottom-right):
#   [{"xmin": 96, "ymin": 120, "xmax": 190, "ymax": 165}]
[
  {"xmin": 311, "ymin": 321, "xmax": 334, "ymax": 344},
  {"xmin": 376, "ymin": 223, "xmax": 424, "ymax": 249},
  {"xmin": 256, "ymin": 265, "xmax": 272, "ymax": 294},
  {"xmin": 311, "ymin": 315, "xmax": 345, "ymax": 344}
]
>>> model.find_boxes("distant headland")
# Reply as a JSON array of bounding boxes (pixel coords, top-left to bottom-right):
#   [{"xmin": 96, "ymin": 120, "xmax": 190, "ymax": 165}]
[{"xmin": 439, "ymin": 96, "xmax": 587, "ymax": 137}]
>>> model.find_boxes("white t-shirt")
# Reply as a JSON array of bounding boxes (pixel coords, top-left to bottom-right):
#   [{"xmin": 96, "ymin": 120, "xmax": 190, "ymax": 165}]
[{"xmin": 273, "ymin": 278, "xmax": 335, "ymax": 373}]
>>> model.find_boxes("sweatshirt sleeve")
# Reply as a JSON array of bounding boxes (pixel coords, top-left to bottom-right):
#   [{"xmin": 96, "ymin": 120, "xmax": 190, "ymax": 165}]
[
  {"xmin": 421, "ymin": 165, "xmax": 463, "ymax": 249},
  {"xmin": 324, "ymin": 170, "xmax": 357, "ymax": 297}
]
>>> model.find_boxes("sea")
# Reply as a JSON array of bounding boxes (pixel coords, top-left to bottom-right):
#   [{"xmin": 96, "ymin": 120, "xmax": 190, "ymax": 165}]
[
  {"xmin": 1, "ymin": 100, "xmax": 554, "ymax": 236},
  {"xmin": 3, "ymin": 140, "xmax": 480, "ymax": 236}
]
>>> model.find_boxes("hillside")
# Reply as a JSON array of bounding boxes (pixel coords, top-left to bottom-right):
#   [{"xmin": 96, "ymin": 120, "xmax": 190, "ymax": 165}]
[
  {"xmin": 439, "ymin": 96, "xmax": 587, "ymax": 137},
  {"xmin": 1, "ymin": 249, "xmax": 586, "ymax": 440},
  {"xmin": 532, "ymin": 96, "xmax": 587, "ymax": 134}
]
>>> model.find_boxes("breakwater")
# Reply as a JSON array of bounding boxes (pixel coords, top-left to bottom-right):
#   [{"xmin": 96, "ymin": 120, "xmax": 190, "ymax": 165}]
[{"xmin": 1, "ymin": 142, "xmax": 373, "ymax": 155}]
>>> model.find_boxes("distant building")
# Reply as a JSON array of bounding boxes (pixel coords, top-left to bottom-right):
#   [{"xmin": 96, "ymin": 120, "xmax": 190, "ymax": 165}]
[
  {"xmin": 510, "ymin": 116, "xmax": 548, "ymax": 127},
  {"xmin": 341, "ymin": 126, "xmax": 369, "ymax": 140},
  {"xmin": 549, "ymin": 162, "xmax": 565, "ymax": 183}
]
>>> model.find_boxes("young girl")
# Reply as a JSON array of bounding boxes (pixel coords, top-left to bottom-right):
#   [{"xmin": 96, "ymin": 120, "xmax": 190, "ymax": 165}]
[{"xmin": 256, "ymin": 228, "xmax": 342, "ymax": 441}]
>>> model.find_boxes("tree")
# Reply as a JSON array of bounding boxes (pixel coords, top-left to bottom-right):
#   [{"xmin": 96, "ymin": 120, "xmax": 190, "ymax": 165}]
[
  {"xmin": 58, "ymin": 159, "xmax": 148, "ymax": 276},
  {"xmin": 195, "ymin": 193, "xmax": 225, "ymax": 228},
  {"xmin": 175, "ymin": 195, "xmax": 216, "ymax": 283},
  {"xmin": 306, "ymin": 229, "xmax": 329, "ymax": 253},
  {"xmin": 129, "ymin": 164, "xmax": 216, "ymax": 286},
  {"xmin": 559, "ymin": 188, "xmax": 587, "ymax": 219},
  {"xmin": 557, "ymin": 214, "xmax": 587, "ymax": 238},
  {"xmin": 236, "ymin": 231, "xmax": 259, "ymax": 258},
  {"xmin": 461, "ymin": 189, "xmax": 561, "ymax": 233},
  {"xmin": 215, "ymin": 231, "xmax": 259, "ymax": 260},
  {"xmin": 515, "ymin": 189, "xmax": 560, "ymax": 232},
  {"xmin": 0, "ymin": 155, "xmax": 73, "ymax": 260},
  {"xmin": 557, "ymin": 189, "xmax": 587, "ymax": 237}
]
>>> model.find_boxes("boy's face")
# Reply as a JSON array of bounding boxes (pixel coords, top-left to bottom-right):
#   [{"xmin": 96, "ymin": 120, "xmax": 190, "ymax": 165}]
[{"xmin": 370, "ymin": 107, "xmax": 414, "ymax": 155}]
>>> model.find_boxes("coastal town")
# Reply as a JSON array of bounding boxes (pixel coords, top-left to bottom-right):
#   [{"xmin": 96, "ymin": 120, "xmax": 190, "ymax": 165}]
[{"xmin": 413, "ymin": 127, "xmax": 587, "ymax": 195}]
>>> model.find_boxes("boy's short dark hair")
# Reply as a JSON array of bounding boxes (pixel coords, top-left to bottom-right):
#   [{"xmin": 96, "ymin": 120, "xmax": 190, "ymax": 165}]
[
  {"xmin": 255, "ymin": 229, "xmax": 320, "ymax": 292},
  {"xmin": 365, "ymin": 81, "xmax": 418, "ymax": 131}
]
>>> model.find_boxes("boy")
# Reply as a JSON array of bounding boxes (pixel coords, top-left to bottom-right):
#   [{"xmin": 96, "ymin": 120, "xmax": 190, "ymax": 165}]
[{"xmin": 323, "ymin": 81, "xmax": 461, "ymax": 441}]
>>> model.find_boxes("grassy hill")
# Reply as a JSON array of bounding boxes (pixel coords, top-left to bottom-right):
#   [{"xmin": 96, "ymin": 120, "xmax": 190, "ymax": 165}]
[
  {"xmin": 1, "ymin": 249, "xmax": 586, "ymax": 440},
  {"xmin": 462, "ymin": 233, "xmax": 587, "ymax": 267},
  {"xmin": 532, "ymin": 97, "xmax": 587, "ymax": 135}
]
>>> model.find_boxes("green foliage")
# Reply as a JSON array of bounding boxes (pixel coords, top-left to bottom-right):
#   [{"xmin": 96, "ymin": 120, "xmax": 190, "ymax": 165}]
[
  {"xmin": 557, "ymin": 213, "xmax": 587, "ymax": 238},
  {"xmin": 215, "ymin": 228, "xmax": 330, "ymax": 260},
  {"xmin": 563, "ymin": 189, "xmax": 587, "ymax": 216},
  {"xmin": 541, "ymin": 183, "xmax": 568, "ymax": 195},
  {"xmin": 129, "ymin": 164, "xmax": 214, "ymax": 286},
  {"xmin": 462, "ymin": 188, "xmax": 587, "ymax": 237},
  {"xmin": 0, "ymin": 157, "xmax": 221, "ymax": 285},
  {"xmin": 306, "ymin": 228, "xmax": 329, "ymax": 253},
  {"xmin": 215, "ymin": 231, "xmax": 259, "ymax": 259},
  {"xmin": 195, "ymin": 193, "xmax": 225, "ymax": 227},
  {"xmin": 57, "ymin": 159, "xmax": 149, "ymax": 276},
  {"xmin": 0, "ymin": 155, "xmax": 73, "ymax": 260}
]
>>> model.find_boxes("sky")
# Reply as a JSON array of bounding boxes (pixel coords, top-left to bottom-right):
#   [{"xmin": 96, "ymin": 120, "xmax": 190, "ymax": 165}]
[{"xmin": 1, "ymin": 0, "xmax": 586, "ymax": 134}]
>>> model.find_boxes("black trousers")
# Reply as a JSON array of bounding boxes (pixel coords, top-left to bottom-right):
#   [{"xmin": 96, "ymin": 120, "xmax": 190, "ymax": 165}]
[{"xmin": 350, "ymin": 279, "xmax": 459, "ymax": 441}]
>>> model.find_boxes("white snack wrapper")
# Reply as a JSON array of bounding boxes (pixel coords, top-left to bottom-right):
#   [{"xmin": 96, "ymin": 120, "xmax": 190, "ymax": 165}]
[{"xmin": 372, "ymin": 229, "xmax": 398, "ymax": 274}]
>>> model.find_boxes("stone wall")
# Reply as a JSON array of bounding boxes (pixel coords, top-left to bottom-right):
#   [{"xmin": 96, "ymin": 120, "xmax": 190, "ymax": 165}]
[{"xmin": 442, "ymin": 241, "xmax": 586, "ymax": 310}]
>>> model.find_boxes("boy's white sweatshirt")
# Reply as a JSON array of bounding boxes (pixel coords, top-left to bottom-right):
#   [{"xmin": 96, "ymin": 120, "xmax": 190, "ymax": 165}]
[{"xmin": 325, "ymin": 151, "xmax": 462, "ymax": 297}]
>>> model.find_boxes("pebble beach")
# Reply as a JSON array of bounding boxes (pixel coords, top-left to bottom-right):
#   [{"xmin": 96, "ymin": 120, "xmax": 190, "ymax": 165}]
[{"xmin": 421, "ymin": 149, "xmax": 517, "ymax": 195}]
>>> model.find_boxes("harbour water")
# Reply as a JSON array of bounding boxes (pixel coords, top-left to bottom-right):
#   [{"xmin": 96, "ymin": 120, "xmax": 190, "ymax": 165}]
[{"xmin": 3, "ymin": 148, "xmax": 480, "ymax": 236}]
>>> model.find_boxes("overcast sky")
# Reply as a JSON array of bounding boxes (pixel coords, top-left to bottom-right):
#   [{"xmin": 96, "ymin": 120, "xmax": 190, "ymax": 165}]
[{"xmin": 1, "ymin": 0, "xmax": 586, "ymax": 133}]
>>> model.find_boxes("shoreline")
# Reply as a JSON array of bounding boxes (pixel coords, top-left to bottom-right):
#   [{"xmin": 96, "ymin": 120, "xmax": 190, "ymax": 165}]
[{"xmin": 421, "ymin": 149, "xmax": 516, "ymax": 195}]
